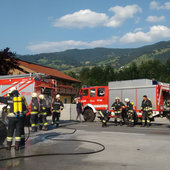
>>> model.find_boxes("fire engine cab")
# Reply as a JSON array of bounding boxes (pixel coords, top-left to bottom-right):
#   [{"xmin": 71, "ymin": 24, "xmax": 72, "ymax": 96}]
[{"xmin": 79, "ymin": 79, "xmax": 170, "ymax": 122}]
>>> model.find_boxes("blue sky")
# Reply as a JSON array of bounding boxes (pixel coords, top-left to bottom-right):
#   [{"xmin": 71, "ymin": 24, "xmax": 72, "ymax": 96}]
[{"xmin": 0, "ymin": 0, "xmax": 170, "ymax": 54}]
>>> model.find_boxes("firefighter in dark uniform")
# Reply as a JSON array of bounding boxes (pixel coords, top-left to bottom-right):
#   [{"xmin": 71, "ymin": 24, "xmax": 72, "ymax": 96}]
[
  {"xmin": 111, "ymin": 97, "xmax": 125, "ymax": 126},
  {"xmin": 98, "ymin": 110, "xmax": 110, "ymax": 127},
  {"xmin": 0, "ymin": 87, "xmax": 25, "ymax": 150},
  {"xmin": 30, "ymin": 92, "xmax": 39, "ymax": 132},
  {"xmin": 125, "ymin": 98, "xmax": 135, "ymax": 127},
  {"xmin": 39, "ymin": 94, "xmax": 48, "ymax": 131},
  {"xmin": 51, "ymin": 94, "xmax": 64, "ymax": 127},
  {"xmin": 141, "ymin": 95, "xmax": 152, "ymax": 127}
]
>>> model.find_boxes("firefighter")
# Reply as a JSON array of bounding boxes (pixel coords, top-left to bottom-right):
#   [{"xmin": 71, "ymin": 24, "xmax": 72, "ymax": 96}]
[
  {"xmin": 39, "ymin": 94, "xmax": 48, "ymax": 131},
  {"xmin": 30, "ymin": 92, "xmax": 39, "ymax": 132},
  {"xmin": 0, "ymin": 87, "xmax": 25, "ymax": 150},
  {"xmin": 98, "ymin": 110, "xmax": 110, "ymax": 127},
  {"xmin": 111, "ymin": 97, "xmax": 125, "ymax": 126},
  {"xmin": 141, "ymin": 95, "xmax": 152, "ymax": 127},
  {"xmin": 51, "ymin": 94, "xmax": 64, "ymax": 127},
  {"xmin": 124, "ymin": 98, "xmax": 135, "ymax": 127}
]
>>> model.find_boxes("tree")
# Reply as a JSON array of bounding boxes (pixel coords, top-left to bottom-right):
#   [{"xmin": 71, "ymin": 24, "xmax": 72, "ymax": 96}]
[
  {"xmin": 0, "ymin": 48, "xmax": 18, "ymax": 75},
  {"xmin": 89, "ymin": 67, "xmax": 104, "ymax": 86},
  {"xmin": 79, "ymin": 67, "xmax": 91, "ymax": 85},
  {"xmin": 103, "ymin": 65, "xmax": 115, "ymax": 84}
]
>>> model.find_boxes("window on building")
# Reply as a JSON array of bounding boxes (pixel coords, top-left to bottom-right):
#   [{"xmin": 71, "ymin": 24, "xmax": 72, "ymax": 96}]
[
  {"xmin": 90, "ymin": 89, "xmax": 95, "ymax": 97},
  {"xmin": 97, "ymin": 88, "xmax": 105, "ymax": 97}
]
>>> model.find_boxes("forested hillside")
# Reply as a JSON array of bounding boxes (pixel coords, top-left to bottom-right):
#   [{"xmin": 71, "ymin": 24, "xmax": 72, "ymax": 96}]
[{"xmin": 18, "ymin": 41, "xmax": 170, "ymax": 73}]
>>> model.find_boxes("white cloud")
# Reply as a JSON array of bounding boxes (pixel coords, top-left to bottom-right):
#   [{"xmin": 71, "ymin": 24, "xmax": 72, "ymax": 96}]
[
  {"xmin": 53, "ymin": 9, "xmax": 108, "ymax": 28},
  {"xmin": 146, "ymin": 16, "xmax": 165, "ymax": 22},
  {"xmin": 150, "ymin": 1, "xmax": 170, "ymax": 10},
  {"xmin": 53, "ymin": 4, "xmax": 142, "ymax": 28},
  {"xmin": 120, "ymin": 25, "xmax": 170, "ymax": 43},
  {"xmin": 27, "ymin": 37, "xmax": 118, "ymax": 53},
  {"xmin": 107, "ymin": 4, "xmax": 142, "ymax": 27},
  {"xmin": 27, "ymin": 25, "xmax": 170, "ymax": 53}
]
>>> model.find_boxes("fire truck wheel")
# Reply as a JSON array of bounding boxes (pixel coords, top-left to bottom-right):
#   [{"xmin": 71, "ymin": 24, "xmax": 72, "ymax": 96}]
[
  {"xmin": 83, "ymin": 109, "xmax": 96, "ymax": 122},
  {"xmin": 0, "ymin": 120, "xmax": 7, "ymax": 145}
]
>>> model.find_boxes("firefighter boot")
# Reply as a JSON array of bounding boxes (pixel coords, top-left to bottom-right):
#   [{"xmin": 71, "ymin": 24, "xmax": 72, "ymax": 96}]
[
  {"xmin": 114, "ymin": 119, "xmax": 117, "ymax": 126},
  {"xmin": 20, "ymin": 138, "xmax": 25, "ymax": 148},
  {"xmin": 102, "ymin": 122, "xmax": 107, "ymax": 127},
  {"xmin": 126, "ymin": 121, "xmax": 130, "ymax": 127},
  {"xmin": 146, "ymin": 122, "xmax": 150, "ymax": 127},
  {"xmin": 31, "ymin": 127, "xmax": 36, "ymax": 132},
  {"xmin": 6, "ymin": 141, "xmax": 12, "ymax": 151},
  {"xmin": 141, "ymin": 123, "xmax": 145, "ymax": 127},
  {"xmin": 7, "ymin": 144, "xmax": 12, "ymax": 151},
  {"xmin": 43, "ymin": 126, "xmax": 48, "ymax": 131},
  {"xmin": 39, "ymin": 126, "xmax": 42, "ymax": 130},
  {"xmin": 7, "ymin": 146, "xmax": 11, "ymax": 151},
  {"xmin": 35, "ymin": 127, "xmax": 38, "ymax": 132},
  {"xmin": 130, "ymin": 122, "xmax": 134, "ymax": 127}
]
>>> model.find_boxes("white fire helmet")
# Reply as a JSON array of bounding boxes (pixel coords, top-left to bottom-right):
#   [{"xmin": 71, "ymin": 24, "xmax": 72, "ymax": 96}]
[
  {"xmin": 125, "ymin": 98, "xmax": 130, "ymax": 102},
  {"xmin": 56, "ymin": 94, "xmax": 60, "ymax": 99},
  {"xmin": 8, "ymin": 87, "xmax": 16, "ymax": 94},
  {"xmin": 115, "ymin": 97, "xmax": 120, "ymax": 100},
  {"xmin": 39, "ymin": 94, "xmax": 44, "ymax": 100},
  {"xmin": 32, "ymin": 92, "xmax": 38, "ymax": 98}
]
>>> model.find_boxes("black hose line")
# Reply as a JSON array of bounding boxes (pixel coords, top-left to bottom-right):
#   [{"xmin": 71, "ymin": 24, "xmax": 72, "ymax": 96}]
[{"xmin": 0, "ymin": 126, "xmax": 105, "ymax": 162}]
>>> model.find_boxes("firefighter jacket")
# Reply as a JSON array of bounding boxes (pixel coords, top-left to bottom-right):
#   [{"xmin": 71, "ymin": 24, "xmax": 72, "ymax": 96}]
[
  {"xmin": 52, "ymin": 99, "xmax": 64, "ymax": 112},
  {"xmin": 126, "ymin": 102, "xmax": 134, "ymax": 113},
  {"xmin": 31, "ymin": 98, "xmax": 39, "ymax": 114},
  {"xmin": 141, "ymin": 99, "xmax": 152, "ymax": 112},
  {"xmin": 40, "ymin": 99, "xmax": 47, "ymax": 114},
  {"xmin": 111, "ymin": 101, "xmax": 125, "ymax": 111},
  {"xmin": 0, "ymin": 96, "xmax": 26, "ymax": 117}
]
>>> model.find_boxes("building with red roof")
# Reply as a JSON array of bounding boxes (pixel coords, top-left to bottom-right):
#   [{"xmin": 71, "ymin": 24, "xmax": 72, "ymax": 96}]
[{"xmin": 8, "ymin": 59, "xmax": 81, "ymax": 103}]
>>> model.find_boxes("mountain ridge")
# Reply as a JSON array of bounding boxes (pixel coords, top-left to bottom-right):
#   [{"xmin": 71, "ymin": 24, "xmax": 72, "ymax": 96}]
[{"xmin": 18, "ymin": 40, "xmax": 170, "ymax": 73}]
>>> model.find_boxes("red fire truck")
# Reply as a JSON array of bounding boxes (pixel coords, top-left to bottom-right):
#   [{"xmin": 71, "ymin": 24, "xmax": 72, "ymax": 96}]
[
  {"xmin": 0, "ymin": 73, "xmax": 58, "ymax": 124},
  {"xmin": 79, "ymin": 79, "xmax": 170, "ymax": 122}
]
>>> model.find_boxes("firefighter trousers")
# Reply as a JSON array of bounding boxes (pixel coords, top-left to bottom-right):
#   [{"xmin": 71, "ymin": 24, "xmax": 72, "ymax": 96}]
[
  {"xmin": 115, "ymin": 111, "xmax": 123, "ymax": 123},
  {"xmin": 52, "ymin": 112, "xmax": 60, "ymax": 125},
  {"xmin": 7, "ymin": 117, "xmax": 22, "ymax": 147},
  {"xmin": 127, "ymin": 112, "xmax": 134, "ymax": 126},
  {"xmin": 20, "ymin": 117, "xmax": 25, "ymax": 146},
  {"xmin": 39, "ymin": 113, "xmax": 48, "ymax": 129},
  {"xmin": 30, "ymin": 113, "xmax": 38, "ymax": 131},
  {"xmin": 142, "ymin": 111, "xmax": 150, "ymax": 126}
]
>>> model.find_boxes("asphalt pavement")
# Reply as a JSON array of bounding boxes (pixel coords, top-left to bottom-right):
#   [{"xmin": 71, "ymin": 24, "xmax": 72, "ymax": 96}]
[{"xmin": 0, "ymin": 118, "xmax": 170, "ymax": 170}]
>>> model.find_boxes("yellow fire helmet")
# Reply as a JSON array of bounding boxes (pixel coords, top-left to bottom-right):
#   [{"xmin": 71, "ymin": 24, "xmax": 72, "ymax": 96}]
[
  {"xmin": 56, "ymin": 94, "xmax": 60, "ymax": 99},
  {"xmin": 39, "ymin": 94, "xmax": 45, "ymax": 100},
  {"xmin": 32, "ymin": 92, "xmax": 38, "ymax": 98}
]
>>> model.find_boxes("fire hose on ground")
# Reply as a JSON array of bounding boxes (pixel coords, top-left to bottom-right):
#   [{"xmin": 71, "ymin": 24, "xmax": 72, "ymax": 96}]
[{"xmin": 0, "ymin": 125, "xmax": 105, "ymax": 162}]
